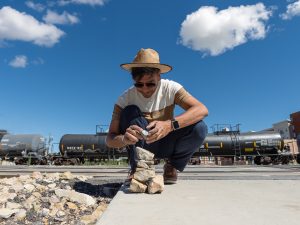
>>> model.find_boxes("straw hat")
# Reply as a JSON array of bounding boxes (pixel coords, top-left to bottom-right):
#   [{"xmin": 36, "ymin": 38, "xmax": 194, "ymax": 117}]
[{"xmin": 120, "ymin": 48, "xmax": 172, "ymax": 74}]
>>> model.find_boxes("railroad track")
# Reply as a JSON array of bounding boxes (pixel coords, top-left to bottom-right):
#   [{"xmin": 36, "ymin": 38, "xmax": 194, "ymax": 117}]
[
  {"xmin": 0, "ymin": 165, "xmax": 130, "ymax": 178},
  {"xmin": 1, "ymin": 165, "xmax": 300, "ymax": 180}
]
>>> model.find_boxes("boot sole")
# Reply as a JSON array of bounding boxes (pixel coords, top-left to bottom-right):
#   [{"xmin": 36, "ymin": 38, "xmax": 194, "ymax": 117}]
[{"xmin": 164, "ymin": 179, "xmax": 177, "ymax": 184}]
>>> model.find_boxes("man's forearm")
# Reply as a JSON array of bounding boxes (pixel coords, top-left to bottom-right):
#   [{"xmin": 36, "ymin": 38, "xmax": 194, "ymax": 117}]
[
  {"xmin": 174, "ymin": 105, "xmax": 208, "ymax": 129},
  {"xmin": 106, "ymin": 134, "xmax": 127, "ymax": 148}
]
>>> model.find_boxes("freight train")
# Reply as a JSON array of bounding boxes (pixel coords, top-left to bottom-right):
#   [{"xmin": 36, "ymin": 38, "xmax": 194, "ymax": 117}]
[
  {"xmin": 1, "ymin": 128, "xmax": 300, "ymax": 165},
  {"xmin": 194, "ymin": 130, "xmax": 293, "ymax": 165},
  {"xmin": 0, "ymin": 130, "xmax": 48, "ymax": 164},
  {"xmin": 51, "ymin": 133, "xmax": 127, "ymax": 165}
]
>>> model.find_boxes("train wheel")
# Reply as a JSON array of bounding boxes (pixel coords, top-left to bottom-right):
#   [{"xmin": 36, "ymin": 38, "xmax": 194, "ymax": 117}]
[
  {"xmin": 296, "ymin": 154, "xmax": 300, "ymax": 164},
  {"xmin": 69, "ymin": 158, "xmax": 79, "ymax": 165},
  {"xmin": 262, "ymin": 156, "xmax": 272, "ymax": 165},
  {"xmin": 281, "ymin": 156, "xmax": 290, "ymax": 165},
  {"xmin": 254, "ymin": 156, "xmax": 262, "ymax": 165},
  {"xmin": 190, "ymin": 158, "xmax": 201, "ymax": 165},
  {"xmin": 54, "ymin": 158, "xmax": 63, "ymax": 166},
  {"xmin": 39, "ymin": 158, "xmax": 48, "ymax": 165},
  {"xmin": 15, "ymin": 158, "xmax": 24, "ymax": 165}
]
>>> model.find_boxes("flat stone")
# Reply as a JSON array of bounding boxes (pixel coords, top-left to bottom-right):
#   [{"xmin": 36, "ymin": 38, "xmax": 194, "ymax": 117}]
[
  {"xmin": 48, "ymin": 183, "xmax": 57, "ymax": 189},
  {"xmin": 140, "ymin": 160, "xmax": 155, "ymax": 165},
  {"xmin": 24, "ymin": 195, "xmax": 36, "ymax": 209},
  {"xmin": 57, "ymin": 210, "xmax": 66, "ymax": 217},
  {"xmin": 66, "ymin": 202, "xmax": 78, "ymax": 211},
  {"xmin": 129, "ymin": 179, "xmax": 147, "ymax": 193},
  {"xmin": 18, "ymin": 175, "xmax": 30, "ymax": 183},
  {"xmin": 135, "ymin": 147, "xmax": 154, "ymax": 161},
  {"xmin": 81, "ymin": 214, "xmax": 98, "ymax": 225},
  {"xmin": 4, "ymin": 177, "xmax": 18, "ymax": 186},
  {"xmin": 0, "ymin": 192, "xmax": 17, "ymax": 203},
  {"xmin": 41, "ymin": 208, "xmax": 50, "ymax": 216},
  {"xmin": 33, "ymin": 202, "xmax": 41, "ymax": 212},
  {"xmin": 135, "ymin": 167, "xmax": 155, "ymax": 172},
  {"xmin": 81, "ymin": 204, "xmax": 107, "ymax": 225},
  {"xmin": 32, "ymin": 192, "xmax": 42, "ymax": 198},
  {"xmin": 147, "ymin": 175, "xmax": 164, "ymax": 194},
  {"xmin": 55, "ymin": 189, "xmax": 96, "ymax": 206},
  {"xmin": 60, "ymin": 171, "xmax": 75, "ymax": 180},
  {"xmin": 0, "ymin": 208, "xmax": 18, "ymax": 219},
  {"xmin": 15, "ymin": 209, "xmax": 26, "ymax": 221},
  {"xmin": 24, "ymin": 184, "xmax": 35, "ymax": 192},
  {"xmin": 133, "ymin": 169, "xmax": 155, "ymax": 183},
  {"xmin": 35, "ymin": 183, "xmax": 47, "ymax": 192},
  {"xmin": 136, "ymin": 160, "xmax": 150, "ymax": 169},
  {"xmin": 6, "ymin": 202, "xmax": 22, "ymax": 209},
  {"xmin": 49, "ymin": 195, "xmax": 60, "ymax": 204},
  {"xmin": 31, "ymin": 171, "xmax": 43, "ymax": 180}
]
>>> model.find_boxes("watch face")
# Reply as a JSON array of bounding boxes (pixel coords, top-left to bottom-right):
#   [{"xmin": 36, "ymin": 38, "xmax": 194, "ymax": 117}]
[{"xmin": 172, "ymin": 120, "xmax": 179, "ymax": 130}]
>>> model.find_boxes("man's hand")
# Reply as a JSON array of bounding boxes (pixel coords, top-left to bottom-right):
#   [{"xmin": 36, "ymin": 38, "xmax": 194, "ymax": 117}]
[
  {"xmin": 123, "ymin": 125, "xmax": 144, "ymax": 145},
  {"xmin": 146, "ymin": 120, "xmax": 172, "ymax": 144}
]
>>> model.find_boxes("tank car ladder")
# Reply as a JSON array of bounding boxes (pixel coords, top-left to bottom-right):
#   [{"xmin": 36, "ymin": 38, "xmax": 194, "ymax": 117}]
[{"xmin": 231, "ymin": 132, "xmax": 241, "ymax": 157}]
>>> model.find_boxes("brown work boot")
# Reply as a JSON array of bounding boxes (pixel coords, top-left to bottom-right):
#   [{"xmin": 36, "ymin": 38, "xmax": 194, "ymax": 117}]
[{"xmin": 163, "ymin": 163, "xmax": 177, "ymax": 184}]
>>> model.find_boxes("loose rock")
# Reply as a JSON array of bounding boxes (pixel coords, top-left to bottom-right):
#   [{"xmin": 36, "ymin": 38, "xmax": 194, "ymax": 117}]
[
  {"xmin": 0, "ymin": 208, "xmax": 18, "ymax": 219},
  {"xmin": 55, "ymin": 189, "xmax": 96, "ymax": 206},
  {"xmin": 0, "ymin": 171, "xmax": 122, "ymax": 224}
]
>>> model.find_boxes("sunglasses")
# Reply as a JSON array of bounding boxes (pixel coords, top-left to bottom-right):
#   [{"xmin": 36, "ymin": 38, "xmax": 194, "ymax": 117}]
[{"xmin": 134, "ymin": 82, "xmax": 156, "ymax": 88}]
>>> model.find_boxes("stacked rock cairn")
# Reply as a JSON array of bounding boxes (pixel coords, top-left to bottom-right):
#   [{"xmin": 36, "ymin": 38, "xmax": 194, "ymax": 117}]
[{"xmin": 129, "ymin": 147, "xmax": 164, "ymax": 194}]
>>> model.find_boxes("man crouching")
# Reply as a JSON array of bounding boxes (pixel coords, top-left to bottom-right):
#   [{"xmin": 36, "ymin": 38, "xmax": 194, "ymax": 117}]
[{"xmin": 106, "ymin": 48, "xmax": 208, "ymax": 184}]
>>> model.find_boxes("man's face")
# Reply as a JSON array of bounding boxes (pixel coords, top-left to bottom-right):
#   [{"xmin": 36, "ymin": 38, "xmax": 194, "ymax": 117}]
[{"xmin": 133, "ymin": 72, "xmax": 160, "ymax": 98}]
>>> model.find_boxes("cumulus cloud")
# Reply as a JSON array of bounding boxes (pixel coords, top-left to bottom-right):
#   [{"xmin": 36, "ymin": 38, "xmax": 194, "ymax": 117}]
[
  {"xmin": 179, "ymin": 3, "xmax": 272, "ymax": 56},
  {"xmin": 25, "ymin": 1, "xmax": 45, "ymax": 12},
  {"xmin": 58, "ymin": 0, "xmax": 107, "ymax": 6},
  {"xmin": 0, "ymin": 6, "xmax": 64, "ymax": 47},
  {"xmin": 43, "ymin": 10, "xmax": 79, "ymax": 25},
  {"xmin": 281, "ymin": 0, "xmax": 300, "ymax": 20},
  {"xmin": 9, "ymin": 55, "xmax": 28, "ymax": 68}
]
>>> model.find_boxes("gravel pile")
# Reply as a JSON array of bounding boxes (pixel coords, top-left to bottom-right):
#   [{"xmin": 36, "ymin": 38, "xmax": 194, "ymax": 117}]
[{"xmin": 0, "ymin": 171, "xmax": 122, "ymax": 225}]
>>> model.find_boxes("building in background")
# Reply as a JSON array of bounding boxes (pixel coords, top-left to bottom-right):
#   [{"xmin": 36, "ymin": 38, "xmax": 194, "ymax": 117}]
[
  {"xmin": 290, "ymin": 111, "xmax": 300, "ymax": 147},
  {"xmin": 272, "ymin": 120, "xmax": 293, "ymax": 139}
]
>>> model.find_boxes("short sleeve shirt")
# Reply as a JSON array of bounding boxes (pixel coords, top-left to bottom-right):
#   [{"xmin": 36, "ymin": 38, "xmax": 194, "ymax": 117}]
[{"xmin": 112, "ymin": 79, "xmax": 190, "ymax": 122}]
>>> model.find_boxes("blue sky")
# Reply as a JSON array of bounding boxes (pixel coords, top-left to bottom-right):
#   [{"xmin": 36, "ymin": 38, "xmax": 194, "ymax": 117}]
[{"xmin": 0, "ymin": 0, "xmax": 299, "ymax": 151}]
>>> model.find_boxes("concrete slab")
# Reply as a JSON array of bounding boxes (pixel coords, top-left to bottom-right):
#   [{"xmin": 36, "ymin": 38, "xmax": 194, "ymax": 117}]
[{"xmin": 97, "ymin": 180, "xmax": 300, "ymax": 225}]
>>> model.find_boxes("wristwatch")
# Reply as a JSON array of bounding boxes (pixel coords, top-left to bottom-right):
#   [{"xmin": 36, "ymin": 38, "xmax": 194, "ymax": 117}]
[{"xmin": 171, "ymin": 119, "xmax": 180, "ymax": 130}]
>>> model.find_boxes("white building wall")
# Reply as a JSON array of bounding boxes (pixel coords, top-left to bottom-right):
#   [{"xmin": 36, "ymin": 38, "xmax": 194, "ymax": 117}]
[{"xmin": 272, "ymin": 120, "xmax": 293, "ymax": 139}]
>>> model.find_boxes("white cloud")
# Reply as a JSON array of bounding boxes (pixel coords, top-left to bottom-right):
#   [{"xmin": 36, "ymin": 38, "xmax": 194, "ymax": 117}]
[
  {"xmin": 9, "ymin": 55, "xmax": 28, "ymax": 68},
  {"xmin": 179, "ymin": 3, "xmax": 272, "ymax": 56},
  {"xmin": 58, "ymin": 0, "xmax": 107, "ymax": 6},
  {"xmin": 0, "ymin": 6, "xmax": 65, "ymax": 47},
  {"xmin": 25, "ymin": 1, "xmax": 45, "ymax": 12},
  {"xmin": 281, "ymin": 0, "xmax": 300, "ymax": 20},
  {"xmin": 43, "ymin": 10, "xmax": 79, "ymax": 25}
]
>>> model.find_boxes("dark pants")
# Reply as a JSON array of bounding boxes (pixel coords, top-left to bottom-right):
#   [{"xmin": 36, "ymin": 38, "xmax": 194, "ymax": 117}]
[{"xmin": 119, "ymin": 105, "xmax": 208, "ymax": 172}]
